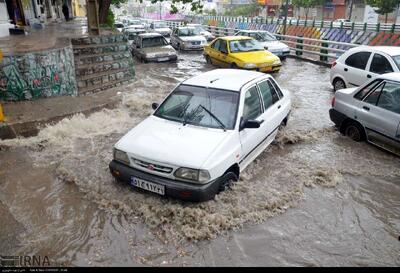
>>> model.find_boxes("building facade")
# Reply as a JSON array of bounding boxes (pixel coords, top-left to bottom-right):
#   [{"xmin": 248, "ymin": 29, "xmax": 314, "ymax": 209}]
[{"xmin": 1, "ymin": 0, "xmax": 74, "ymax": 26}]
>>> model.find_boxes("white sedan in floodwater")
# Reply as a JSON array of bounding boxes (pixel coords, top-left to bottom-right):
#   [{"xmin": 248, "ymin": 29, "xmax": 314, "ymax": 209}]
[{"xmin": 109, "ymin": 69, "xmax": 291, "ymax": 202}]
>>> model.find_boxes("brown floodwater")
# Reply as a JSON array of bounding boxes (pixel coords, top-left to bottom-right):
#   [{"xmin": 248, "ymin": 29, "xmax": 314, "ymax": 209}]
[{"xmin": 0, "ymin": 54, "xmax": 399, "ymax": 266}]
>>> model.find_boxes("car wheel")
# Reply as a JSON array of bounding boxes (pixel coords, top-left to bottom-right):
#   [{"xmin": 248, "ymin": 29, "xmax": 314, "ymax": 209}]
[
  {"xmin": 230, "ymin": 63, "xmax": 238, "ymax": 69},
  {"xmin": 205, "ymin": 55, "xmax": 212, "ymax": 64},
  {"xmin": 218, "ymin": 172, "xmax": 238, "ymax": 194},
  {"xmin": 333, "ymin": 78, "xmax": 346, "ymax": 92},
  {"xmin": 281, "ymin": 56, "xmax": 286, "ymax": 61},
  {"xmin": 178, "ymin": 44, "xmax": 183, "ymax": 51},
  {"xmin": 344, "ymin": 121, "xmax": 366, "ymax": 142}
]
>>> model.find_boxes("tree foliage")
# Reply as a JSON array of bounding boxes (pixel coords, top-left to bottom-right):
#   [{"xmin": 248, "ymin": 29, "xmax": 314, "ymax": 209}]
[
  {"xmin": 365, "ymin": 0, "xmax": 399, "ymax": 23},
  {"xmin": 365, "ymin": 0, "xmax": 399, "ymax": 15}
]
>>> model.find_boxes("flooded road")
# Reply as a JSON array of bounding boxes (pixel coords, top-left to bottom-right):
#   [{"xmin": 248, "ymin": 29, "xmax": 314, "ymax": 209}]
[{"xmin": 0, "ymin": 53, "xmax": 399, "ymax": 266}]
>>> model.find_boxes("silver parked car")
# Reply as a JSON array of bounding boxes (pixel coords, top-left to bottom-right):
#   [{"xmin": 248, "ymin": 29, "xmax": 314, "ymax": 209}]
[
  {"xmin": 123, "ymin": 28, "xmax": 146, "ymax": 45},
  {"xmin": 330, "ymin": 72, "xmax": 400, "ymax": 155},
  {"xmin": 131, "ymin": 33, "xmax": 177, "ymax": 63},
  {"xmin": 235, "ymin": 30, "xmax": 290, "ymax": 59},
  {"xmin": 186, "ymin": 23, "xmax": 215, "ymax": 41},
  {"xmin": 170, "ymin": 26, "xmax": 207, "ymax": 51}
]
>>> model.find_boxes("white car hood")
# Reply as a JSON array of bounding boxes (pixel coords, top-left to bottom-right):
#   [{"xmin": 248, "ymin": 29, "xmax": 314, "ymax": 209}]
[
  {"xmin": 261, "ymin": 41, "xmax": 289, "ymax": 51},
  {"xmin": 180, "ymin": 36, "xmax": 206, "ymax": 42},
  {"xmin": 115, "ymin": 116, "xmax": 228, "ymax": 168}
]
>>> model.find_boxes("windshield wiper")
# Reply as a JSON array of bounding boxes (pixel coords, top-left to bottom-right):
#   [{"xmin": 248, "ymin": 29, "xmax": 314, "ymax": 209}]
[{"xmin": 198, "ymin": 104, "xmax": 226, "ymax": 131}]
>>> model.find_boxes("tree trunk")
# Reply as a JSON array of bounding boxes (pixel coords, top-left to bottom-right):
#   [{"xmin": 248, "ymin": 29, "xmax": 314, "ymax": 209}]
[
  {"xmin": 98, "ymin": 0, "xmax": 112, "ymax": 24},
  {"xmin": 385, "ymin": 13, "xmax": 388, "ymax": 24},
  {"xmin": 305, "ymin": 8, "xmax": 309, "ymax": 21}
]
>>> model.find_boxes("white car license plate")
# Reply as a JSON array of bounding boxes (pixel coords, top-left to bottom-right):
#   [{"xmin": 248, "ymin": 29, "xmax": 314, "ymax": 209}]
[
  {"xmin": 157, "ymin": 57, "xmax": 169, "ymax": 62},
  {"xmin": 130, "ymin": 177, "xmax": 165, "ymax": 196}
]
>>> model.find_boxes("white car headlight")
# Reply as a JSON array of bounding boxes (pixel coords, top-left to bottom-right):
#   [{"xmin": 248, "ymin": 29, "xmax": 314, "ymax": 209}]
[
  {"xmin": 114, "ymin": 148, "xmax": 130, "ymax": 165},
  {"xmin": 244, "ymin": 63, "xmax": 257, "ymax": 69},
  {"xmin": 174, "ymin": 167, "xmax": 211, "ymax": 183}
]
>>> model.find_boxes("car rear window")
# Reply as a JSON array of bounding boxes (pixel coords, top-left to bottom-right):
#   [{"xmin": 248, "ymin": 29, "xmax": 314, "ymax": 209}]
[{"xmin": 354, "ymin": 79, "xmax": 383, "ymax": 100}]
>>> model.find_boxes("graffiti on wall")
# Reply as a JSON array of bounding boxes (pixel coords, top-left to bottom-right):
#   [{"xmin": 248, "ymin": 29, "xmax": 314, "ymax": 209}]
[{"xmin": 0, "ymin": 47, "xmax": 77, "ymax": 101}]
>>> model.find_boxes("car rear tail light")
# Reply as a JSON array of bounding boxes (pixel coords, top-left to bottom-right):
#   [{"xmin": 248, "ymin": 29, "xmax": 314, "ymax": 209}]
[
  {"xmin": 331, "ymin": 61, "xmax": 337, "ymax": 68},
  {"xmin": 331, "ymin": 96, "xmax": 336, "ymax": 107}
]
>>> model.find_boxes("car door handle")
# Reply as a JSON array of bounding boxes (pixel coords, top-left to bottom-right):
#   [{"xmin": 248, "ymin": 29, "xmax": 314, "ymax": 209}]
[
  {"xmin": 344, "ymin": 68, "xmax": 348, "ymax": 72},
  {"xmin": 277, "ymin": 105, "xmax": 281, "ymax": 109},
  {"xmin": 367, "ymin": 74, "xmax": 371, "ymax": 78},
  {"xmin": 363, "ymin": 106, "xmax": 370, "ymax": 111}
]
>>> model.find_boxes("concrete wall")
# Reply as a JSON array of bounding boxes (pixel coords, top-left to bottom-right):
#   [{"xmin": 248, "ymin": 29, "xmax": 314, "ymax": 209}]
[{"xmin": 0, "ymin": 44, "xmax": 78, "ymax": 101}]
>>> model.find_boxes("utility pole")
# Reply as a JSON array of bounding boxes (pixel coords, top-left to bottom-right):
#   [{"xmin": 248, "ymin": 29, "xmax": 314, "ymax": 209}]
[{"xmin": 283, "ymin": 0, "xmax": 289, "ymax": 35}]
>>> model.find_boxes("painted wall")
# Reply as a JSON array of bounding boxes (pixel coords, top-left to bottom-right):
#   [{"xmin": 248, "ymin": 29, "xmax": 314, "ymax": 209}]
[{"xmin": 0, "ymin": 45, "xmax": 78, "ymax": 101}]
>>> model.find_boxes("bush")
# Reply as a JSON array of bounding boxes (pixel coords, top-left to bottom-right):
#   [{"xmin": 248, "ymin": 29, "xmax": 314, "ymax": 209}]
[{"xmin": 106, "ymin": 9, "xmax": 115, "ymax": 28}]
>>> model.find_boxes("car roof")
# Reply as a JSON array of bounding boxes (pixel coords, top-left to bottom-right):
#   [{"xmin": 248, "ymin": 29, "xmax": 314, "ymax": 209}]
[
  {"xmin": 348, "ymin": 45, "xmax": 400, "ymax": 56},
  {"xmin": 139, "ymin": 32, "xmax": 163, "ymax": 38},
  {"xmin": 217, "ymin": 36, "xmax": 253, "ymax": 41},
  {"xmin": 182, "ymin": 69, "xmax": 268, "ymax": 91},
  {"xmin": 377, "ymin": 72, "xmax": 400, "ymax": 82}
]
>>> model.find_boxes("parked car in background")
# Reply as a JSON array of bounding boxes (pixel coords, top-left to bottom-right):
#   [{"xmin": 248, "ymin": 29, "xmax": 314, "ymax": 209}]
[
  {"xmin": 123, "ymin": 28, "xmax": 146, "ymax": 45},
  {"xmin": 330, "ymin": 72, "xmax": 400, "ymax": 155},
  {"xmin": 333, "ymin": 18, "xmax": 352, "ymax": 28},
  {"xmin": 330, "ymin": 46, "xmax": 400, "ymax": 91},
  {"xmin": 148, "ymin": 21, "xmax": 172, "ymax": 37},
  {"xmin": 203, "ymin": 36, "xmax": 282, "ymax": 73},
  {"xmin": 234, "ymin": 30, "xmax": 290, "ymax": 60},
  {"xmin": 170, "ymin": 26, "xmax": 207, "ymax": 51},
  {"xmin": 186, "ymin": 23, "xmax": 215, "ymax": 41},
  {"xmin": 140, "ymin": 18, "xmax": 153, "ymax": 29},
  {"xmin": 114, "ymin": 21, "xmax": 125, "ymax": 32},
  {"xmin": 109, "ymin": 69, "xmax": 291, "ymax": 201},
  {"xmin": 124, "ymin": 19, "xmax": 145, "ymax": 30},
  {"xmin": 131, "ymin": 33, "xmax": 177, "ymax": 63}
]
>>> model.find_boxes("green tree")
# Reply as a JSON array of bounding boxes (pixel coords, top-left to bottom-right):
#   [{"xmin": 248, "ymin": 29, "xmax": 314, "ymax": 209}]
[
  {"xmin": 365, "ymin": 0, "xmax": 400, "ymax": 23},
  {"xmin": 99, "ymin": 0, "xmax": 127, "ymax": 24}
]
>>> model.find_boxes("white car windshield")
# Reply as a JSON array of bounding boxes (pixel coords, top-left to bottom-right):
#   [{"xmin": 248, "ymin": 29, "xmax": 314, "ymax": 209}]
[
  {"xmin": 393, "ymin": 55, "xmax": 400, "ymax": 70},
  {"xmin": 178, "ymin": 28, "xmax": 201, "ymax": 36},
  {"xmin": 154, "ymin": 85, "xmax": 239, "ymax": 130},
  {"xmin": 129, "ymin": 20, "xmax": 141, "ymax": 25},
  {"xmin": 229, "ymin": 39, "xmax": 264, "ymax": 53},
  {"xmin": 154, "ymin": 22, "xmax": 168, "ymax": 28},
  {"xmin": 258, "ymin": 32, "xmax": 277, "ymax": 42},
  {"xmin": 142, "ymin": 37, "xmax": 168, "ymax": 48}
]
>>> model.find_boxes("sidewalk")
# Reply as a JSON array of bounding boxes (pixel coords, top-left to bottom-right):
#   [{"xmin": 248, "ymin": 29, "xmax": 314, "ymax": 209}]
[{"xmin": 0, "ymin": 88, "xmax": 122, "ymax": 139}]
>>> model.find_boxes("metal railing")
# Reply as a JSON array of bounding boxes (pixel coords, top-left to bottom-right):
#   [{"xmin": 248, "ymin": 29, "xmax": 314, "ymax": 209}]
[
  {"xmin": 164, "ymin": 21, "xmax": 361, "ymax": 63},
  {"xmin": 196, "ymin": 15, "xmax": 400, "ymax": 33}
]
